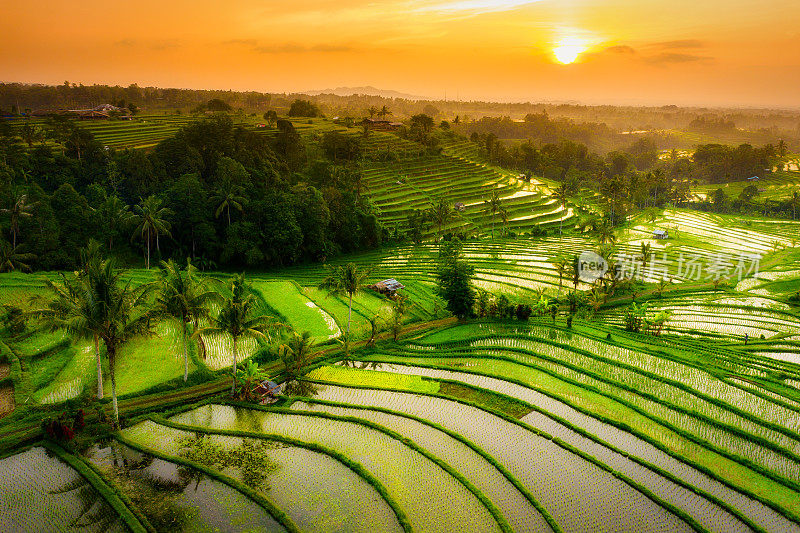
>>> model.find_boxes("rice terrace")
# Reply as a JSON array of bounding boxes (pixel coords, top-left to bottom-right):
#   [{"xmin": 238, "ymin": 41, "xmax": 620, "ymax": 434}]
[{"xmin": 2, "ymin": 1, "xmax": 800, "ymax": 532}]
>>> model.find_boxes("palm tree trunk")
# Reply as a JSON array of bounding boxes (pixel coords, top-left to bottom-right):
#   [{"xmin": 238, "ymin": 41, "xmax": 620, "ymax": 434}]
[
  {"xmin": 227, "ymin": 205, "xmax": 231, "ymax": 227},
  {"xmin": 146, "ymin": 228, "xmax": 151, "ymax": 269},
  {"xmin": 94, "ymin": 335, "xmax": 103, "ymax": 399},
  {"xmin": 182, "ymin": 321, "xmax": 189, "ymax": 382},
  {"xmin": 108, "ymin": 345, "xmax": 119, "ymax": 426},
  {"xmin": 231, "ymin": 337, "xmax": 238, "ymax": 395},
  {"xmin": 346, "ymin": 292, "xmax": 353, "ymax": 356}
]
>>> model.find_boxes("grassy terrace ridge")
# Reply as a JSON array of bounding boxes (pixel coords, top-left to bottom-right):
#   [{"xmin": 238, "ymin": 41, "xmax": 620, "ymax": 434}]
[
  {"xmin": 301, "ymin": 370, "xmax": 706, "ymax": 533},
  {"xmin": 321, "ymin": 359, "xmax": 800, "ymax": 524},
  {"xmin": 300, "ymin": 377, "xmax": 770, "ymax": 533},
  {"xmin": 3, "ymin": 109, "xmax": 800, "ymax": 531},
  {"xmin": 304, "ymin": 366, "xmax": 798, "ymax": 532}
]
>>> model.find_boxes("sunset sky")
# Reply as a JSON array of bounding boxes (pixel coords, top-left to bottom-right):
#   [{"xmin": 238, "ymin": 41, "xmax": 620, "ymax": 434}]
[{"xmin": 2, "ymin": 0, "xmax": 799, "ymax": 107}]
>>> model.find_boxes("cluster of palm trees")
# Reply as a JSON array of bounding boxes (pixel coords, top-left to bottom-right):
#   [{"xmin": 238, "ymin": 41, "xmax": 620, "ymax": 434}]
[
  {"xmin": 366, "ymin": 106, "xmax": 393, "ymax": 120},
  {"xmin": 28, "ymin": 243, "xmax": 285, "ymax": 425}
]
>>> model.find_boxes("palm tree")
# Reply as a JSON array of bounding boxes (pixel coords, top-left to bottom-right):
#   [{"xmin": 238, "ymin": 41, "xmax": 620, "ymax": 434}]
[
  {"xmin": 498, "ymin": 206, "xmax": 509, "ymax": 237},
  {"xmin": 0, "ymin": 239, "xmax": 34, "ymax": 272},
  {"xmin": 279, "ymin": 330, "xmax": 315, "ymax": 381},
  {"xmin": 198, "ymin": 273, "xmax": 281, "ymax": 395},
  {"xmin": 131, "ymin": 196, "xmax": 173, "ymax": 269},
  {"xmin": 318, "ymin": 263, "xmax": 373, "ymax": 356},
  {"xmin": 29, "ymin": 243, "xmax": 106, "ymax": 399},
  {"xmin": 793, "ymin": 192, "xmax": 798, "ymax": 221},
  {"xmin": 550, "ymin": 184, "xmax": 570, "ymax": 240},
  {"xmin": 377, "ymin": 106, "xmax": 392, "ymax": 120},
  {"xmin": 48, "ymin": 256, "xmax": 153, "ymax": 424},
  {"xmin": 211, "ymin": 182, "xmax": 246, "ymax": 227},
  {"xmin": 95, "ymin": 195, "xmax": 132, "ymax": 250},
  {"xmin": 777, "ymin": 139, "xmax": 788, "ymax": 158},
  {"xmin": 483, "ymin": 191, "xmax": 502, "ymax": 238},
  {"xmin": 554, "ymin": 255, "xmax": 571, "ymax": 294},
  {"xmin": 153, "ymin": 260, "xmax": 218, "ymax": 382},
  {"xmin": 595, "ymin": 220, "xmax": 617, "ymax": 245},
  {"xmin": 96, "ymin": 260, "xmax": 155, "ymax": 423},
  {"xmin": 390, "ymin": 295, "xmax": 412, "ymax": 341},
  {"xmin": 640, "ymin": 242, "xmax": 652, "ymax": 274},
  {"xmin": 367, "ymin": 106, "xmax": 379, "ymax": 118},
  {"xmin": 1, "ymin": 189, "xmax": 36, "ymax": 248},
  {"xmin": 426, "ymin": 197, "xmax": 452, "ymax": 241}
]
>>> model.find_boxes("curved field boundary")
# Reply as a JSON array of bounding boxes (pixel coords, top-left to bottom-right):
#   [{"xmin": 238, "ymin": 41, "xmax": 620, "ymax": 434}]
[
  {"xmin": 348, "ymin": 358, "xmax": 800, "ymax": 526},
  {"xmin": 194, "ymin": 403, "xmax": 513, "ymax": 533},
  {"xmin": 395, "ymin": 342, "xmax": 800, "ymax": 467},
  {"xmin": 42, "ymin": 440, "xmax": 152, "ymax": 533},
  {"xmin": 408, "ymin": 332, "xmax": 800, "ymax": 448},
  {"xmin": 288, "ymin": 396, "xmax": 562, "ymax": 533},
  {"xmin": 306, "ymin": 379, "xmax": 774, "ymax": 533},
  {"xmin": 115, "ymin": 431, "xmax": 300, "ymax": 533},
  {"xmin": 302, "ymin": 375, "xmax": 705, "ymax": 533},
  {"xmin": 151, "ymin": 414, "xmax": 413, "ymax": 533}
]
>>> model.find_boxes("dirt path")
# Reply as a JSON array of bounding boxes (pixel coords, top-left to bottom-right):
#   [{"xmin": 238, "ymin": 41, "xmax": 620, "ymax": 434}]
[
  {"xmin": 0, "ymin": 316, "xmax": 456, "ymax": 449},
  {"xmin": 0, "ymin": 386, "xmax": 14, "ymax": 419}
]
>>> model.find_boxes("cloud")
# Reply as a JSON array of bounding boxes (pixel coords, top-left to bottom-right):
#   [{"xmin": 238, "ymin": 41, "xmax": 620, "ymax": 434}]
[
  {"xmin": 603, "ymin": 45, "xmax": 637, "ymax": 55},
  {"xmin": 113, "ymin": 38, "xmax": 179, "ymax": 50},
  {"xmin": 414, "ymin": 0, "xmax": 542, "ymax": 15},
  {"xmin": 652, "ymin": 39, "xmax": 706, "ymax": 49},
  {"xmin": 645, "ymin": 52, "xmax": 712, "ymax": 64},
  {"xmin": 225, "ymin": 39, "xmax": 355, "ymax": 54}
]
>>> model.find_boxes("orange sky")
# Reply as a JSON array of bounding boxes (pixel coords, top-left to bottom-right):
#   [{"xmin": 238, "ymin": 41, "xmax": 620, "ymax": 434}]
[{"xmin": 2, "ymin": 0, "xmax": 799, "ymax": 107}]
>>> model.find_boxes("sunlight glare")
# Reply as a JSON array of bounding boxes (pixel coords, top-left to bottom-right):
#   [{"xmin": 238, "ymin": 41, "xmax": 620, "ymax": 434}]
[{"xmin": 553, "ymin": 37, "xmax": 586, "ymax": 64}]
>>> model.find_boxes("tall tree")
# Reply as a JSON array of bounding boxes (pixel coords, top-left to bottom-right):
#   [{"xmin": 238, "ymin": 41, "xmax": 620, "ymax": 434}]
[
  {"xmin": 95, "ymin": 195, "xmax": 133, "ymax": 250},
  {"xmin": 278, "ymin": 330, "xmax": 315, "ymax": 381},
  {"xmin": 1, "ymin": 189, "xmax": 36, "ymax": 248},
  {"xmin": 551, "ymin": 183, "xmax": 570, "ymax": 240},
  {"xmin": 367, "ymin": 106, "xmax": 379, "ymax": 118},
  {"xmin": 29, "ymin": 241, "xmax": 105, "ymax": 398},
  {"xmin": 318, "ymin": 263, "xmax": 373, "ymax": 356},
  {"xmin": 154, "ymin": 260, "xmax": 218, "ymax": 382},
  {"xmin": 0, "ymin": 239, "xmax": 34, "ymax": 272},
  {"xmin": 377, "ymin": 106, "xmax": 392, "ymax": 120},
  {"xmin": 91, "ymin": 259, "xmax": 154, "ymax": 423},
  {"xmin": 436, "ymin": 239, "xmax": 475, "ymax": 319},
  {"xmin": 426, "ymin": 197, "xmax": 453, "ymax": 241},
  {"xmin": 211, "ymin": 181, "xmax": 246, "ymax": 227},
  {"xmin": 131, "ymin": 196, "xmax": 173, "ymax": 269},
  {"xmin": 483, "ymin": 191, "xmax": 502, "ymax": 238},
  {"xmin": 199, "ymin": 273, "xmax": 281, "ymax": 395}
]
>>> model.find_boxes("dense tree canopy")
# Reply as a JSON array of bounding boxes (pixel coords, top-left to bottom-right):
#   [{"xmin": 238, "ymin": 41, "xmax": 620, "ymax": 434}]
[{"xmin": 0, "ymin": 114, "xmax": 383, "ymax": 271}]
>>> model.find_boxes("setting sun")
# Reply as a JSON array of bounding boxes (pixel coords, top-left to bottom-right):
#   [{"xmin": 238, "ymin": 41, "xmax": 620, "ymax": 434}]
[{"xmin": 553, "ymin": 37, "xmax": 587, "ymax": 64}]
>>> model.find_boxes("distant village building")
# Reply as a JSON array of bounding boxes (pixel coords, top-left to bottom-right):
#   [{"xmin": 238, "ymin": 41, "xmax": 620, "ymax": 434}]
[
  {"xmin": 653, "ymin": 229, "xmax": 669, "ymax": 240},
  {"xmin": 360, "ymin": 118, "xmax": 403, "ymax": 131},
  {"xmin": 748, "ymin": 176, "xmax": 760, "ymax": 181},
  {"xmin": 454, "ymin": 202, "xmax": 465, "ymax": 212},
  {"xmin": 368, "ymin": 278, "xmax": 405, "ymax": 298},
  {"xmin": 31, "ymin": 104, "xmax": 132, "ymax": 120}
]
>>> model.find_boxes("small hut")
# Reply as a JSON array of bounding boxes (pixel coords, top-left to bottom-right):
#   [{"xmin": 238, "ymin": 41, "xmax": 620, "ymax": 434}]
[
  {"xmin": 454, "ymin": 202, "xmax": 465, "ymax": 212},
  {"xmin": 255, "ymin": 380, "xmax": 284, "ymax": 404},
  {"xmin": 369, "ymin": 278, "xmax": 405, "ymax": 298},
  {"xmin": 653, "ymin": 229, "xmax": 669, "ymax": 240}
]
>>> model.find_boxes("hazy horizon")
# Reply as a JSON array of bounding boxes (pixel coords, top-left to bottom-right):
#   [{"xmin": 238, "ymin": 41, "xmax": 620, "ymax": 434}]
[{"xmin": 2, "ymin": 0, "xmax": 799, "ymax": 108}]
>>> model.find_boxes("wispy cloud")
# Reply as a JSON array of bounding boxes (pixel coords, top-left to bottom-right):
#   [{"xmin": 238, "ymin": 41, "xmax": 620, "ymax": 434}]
[
  {"xmin": 646, "ymin": 52, "xmax": 712, "ymax": 64},
  {"xmin": 413, "ymin": 0, "xmax": 543, "ymax": 14},
  {"xmin": 224, "ymin": 40, "xmax": 355, "ymax": 54},
  {"xmin": 652, "ymin": 39, "xmax": 705, "ymax": 49},
  {"xmin": 113, "ymin": 38, "xmax": 179, "ymax": 50}
]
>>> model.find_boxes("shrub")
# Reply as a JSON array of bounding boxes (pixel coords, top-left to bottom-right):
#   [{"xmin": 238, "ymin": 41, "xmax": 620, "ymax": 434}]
[{"xmin": 515, "ymin": 304, "xmax": 532, "ymax": 320}]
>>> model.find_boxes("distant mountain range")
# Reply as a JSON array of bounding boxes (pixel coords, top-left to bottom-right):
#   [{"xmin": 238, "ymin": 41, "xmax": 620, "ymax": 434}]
[{"xmin": 302, "ymin": 86, "xmax": 428, "ymax": 100}]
